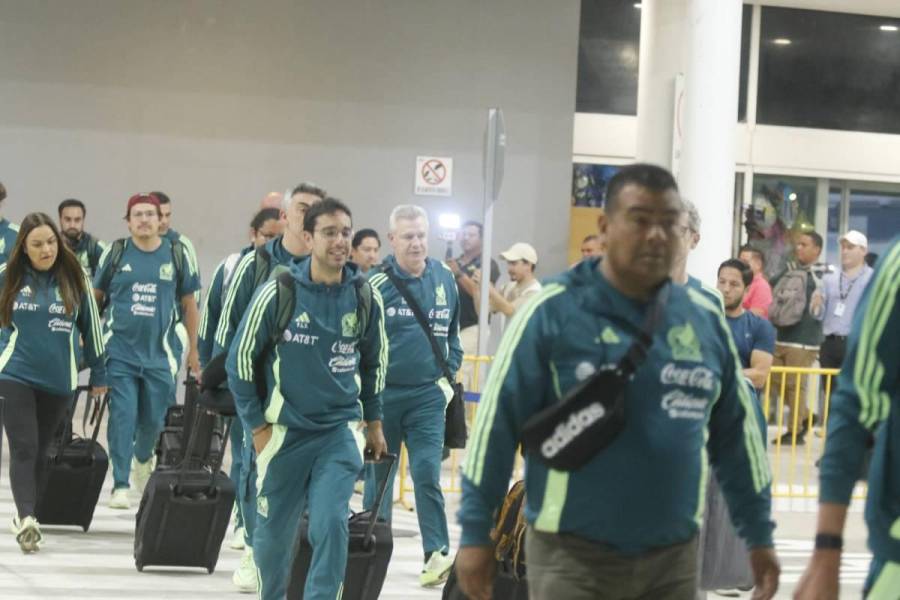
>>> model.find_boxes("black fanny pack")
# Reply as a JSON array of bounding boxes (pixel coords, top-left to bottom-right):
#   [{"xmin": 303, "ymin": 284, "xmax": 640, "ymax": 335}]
[{"xmin": 521, "ymin": 282, "xmax": 669, "ymax": 471}]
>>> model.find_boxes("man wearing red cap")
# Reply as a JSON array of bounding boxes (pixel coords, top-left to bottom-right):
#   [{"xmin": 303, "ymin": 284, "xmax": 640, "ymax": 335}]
[{"xmin": 93, "ymin": 194, "xmax": 201, "ymax": 509}]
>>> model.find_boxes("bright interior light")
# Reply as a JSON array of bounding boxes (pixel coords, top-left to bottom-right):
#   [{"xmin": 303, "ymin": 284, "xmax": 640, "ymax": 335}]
[
  {"xmin": 880, "ymin": 24, "xmax": 899, "ymax": 32},
  {"xmin": 439, "ymin": 213, "xmax": 461, "ymax": 230},
  {"xmin": 633, "ymin": 2, "xmax": 642, "ymax": 8},
  {"xmin": 773, "ymin": 38, "xmax": 792, "ymax": 45},
  {"xmin": 789, "ymin": 192, "xmax": 798, "ymax": 201}
]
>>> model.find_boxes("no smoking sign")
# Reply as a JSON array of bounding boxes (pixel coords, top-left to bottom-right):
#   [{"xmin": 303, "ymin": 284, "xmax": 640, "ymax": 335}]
[{"xmin": 415, "ymin": 156, "xmax": 453, "ymax": 196}]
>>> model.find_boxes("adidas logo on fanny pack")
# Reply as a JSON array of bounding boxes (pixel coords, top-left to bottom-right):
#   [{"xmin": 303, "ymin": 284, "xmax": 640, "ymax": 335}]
[{"xmin": 540, "ymin": 402, "xmax": 607, "ymax": 459}]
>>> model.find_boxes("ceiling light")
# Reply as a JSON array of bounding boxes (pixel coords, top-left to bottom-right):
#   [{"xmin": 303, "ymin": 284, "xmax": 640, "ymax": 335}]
[
  {"xmin": 789, "ymin": 193, "xmax": 798, "ymax": 201},
  {"xmin": 880, "ymin": 24, "xmax": 899, "ymax": 32},
  {"xmin": 773, "ymin": 38, "xmax": 792, "ymax": 45},
  {"xmin": 634, "ymin": 3, "xmax": 642, "ymax": 8}
]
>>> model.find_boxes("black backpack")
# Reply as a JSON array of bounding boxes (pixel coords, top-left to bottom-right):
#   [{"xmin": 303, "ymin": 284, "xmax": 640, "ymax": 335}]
[{"xmin": 95, "ymin": 238, "xmax": 186, "ymax": 311}]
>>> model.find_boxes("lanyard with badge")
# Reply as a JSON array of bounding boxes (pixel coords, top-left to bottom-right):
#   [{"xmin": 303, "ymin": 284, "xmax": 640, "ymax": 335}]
[{"xmin": 834, "ymin": 271, "xmax": 860, "ymax": 318}]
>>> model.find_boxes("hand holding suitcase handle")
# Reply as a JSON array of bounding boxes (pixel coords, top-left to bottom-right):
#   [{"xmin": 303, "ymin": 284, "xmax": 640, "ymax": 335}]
[{"xmin": 362, "ymin": 451, "xmax": 397, "ymax": 551}]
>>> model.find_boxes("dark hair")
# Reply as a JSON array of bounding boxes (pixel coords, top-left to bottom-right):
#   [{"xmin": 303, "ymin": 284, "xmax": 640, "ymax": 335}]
[
  {"xmin": 462, "ymin": 221, "xmax": 484, "ymax": 238},
  {"xmin": 150, "ymin": 191, "xmax": 171, "ymax": 205},
  {"xmin": 250, "ymin": 208, "xmax": 281, "ymax": 232},
  {"xmin": 801, "ymin": 231, "xmax": 823, "ymax": 249},
  {"xmin": 738, "ymin": 244, "xmax": 765, "ymax": 268},
  {"xmin": 0, "ymin": 213, "xmax": 87, "ymax": 327},
  {"xmin": 291, "ymin": 182, "xmax": 327, "ymax": 202},
  {"xmin": 718, "ymin": 258, "xmax": 753, "ymax": 288},
  {"xmin": 865, "ymin": 252, "xmax": 878, "ymax": 268},
  {"xmin": 582, "ymin": 234, "xmax": 598, "ymax": 243},
  {"xmin": 303, "ymin": 197, "xmax": 352, "ymax": 233},
  {"xmin": 0, "ymin": 182, "xmax": 6, "ymax": 202},
  {"xmin": 352, "ymin": 228, "xmax": 380, "ymax": 249},
  {"xmin": 58, "ymin": 198, "xmax": 86, "ymax": 218},
  {"xmin": 605, "ymin": 163, "xmax": 679, "ymax": 214}
]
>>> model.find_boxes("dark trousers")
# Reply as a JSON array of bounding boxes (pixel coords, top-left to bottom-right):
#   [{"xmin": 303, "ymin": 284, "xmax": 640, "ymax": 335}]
[
  {"xmin": 819, "ymin": 336, "xmax": 847, "ymax": 417},
  {"xmin": 525, "ymin": 527, "xmax": 698, "ymax": 600},
  {"xmin": 0, "ymin": 380, "xmax": 70, "ymax": 519}
]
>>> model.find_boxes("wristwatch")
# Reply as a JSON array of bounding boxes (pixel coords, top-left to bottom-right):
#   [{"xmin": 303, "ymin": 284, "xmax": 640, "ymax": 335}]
[{"xmin": 814, "ymin": 533, "xmax": 843, "ymax": 550}]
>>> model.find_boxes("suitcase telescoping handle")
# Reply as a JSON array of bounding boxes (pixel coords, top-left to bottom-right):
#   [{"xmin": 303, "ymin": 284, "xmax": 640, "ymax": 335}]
[
  {"xmin": 362, "ymin": 451, "xmax": 397, "ymax": 550},
  {"xmin": 174, "ymin": 393, "xmax": 233, "ymax": 497},
  {"xmin": 73, "ymin": 386, "xmax": 108, "ymax": 447}
]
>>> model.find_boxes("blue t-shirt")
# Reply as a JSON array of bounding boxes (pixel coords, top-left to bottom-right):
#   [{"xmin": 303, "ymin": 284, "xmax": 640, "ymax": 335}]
[
  {"xmin": 93, "ymin": 238, "xmax": 200, "ymax": 373},
  {"xmin": 726, "ymin": 310, "xmax": 776, "ymax": 369}
]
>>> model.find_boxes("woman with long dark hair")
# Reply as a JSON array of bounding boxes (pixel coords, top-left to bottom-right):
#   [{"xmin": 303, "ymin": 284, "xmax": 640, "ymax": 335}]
[{"xmin": 0, "ymin": 212, "xmax": 106, "ymax": 552}]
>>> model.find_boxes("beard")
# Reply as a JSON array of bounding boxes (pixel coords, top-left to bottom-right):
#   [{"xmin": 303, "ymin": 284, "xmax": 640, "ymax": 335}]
[
  {"xmin": 725, "ymin": 298, "xmax": 743, "ymax": 311},
  {"xmin": 63, "ymin": 229, "xmax": 81, "ymax": 244}
]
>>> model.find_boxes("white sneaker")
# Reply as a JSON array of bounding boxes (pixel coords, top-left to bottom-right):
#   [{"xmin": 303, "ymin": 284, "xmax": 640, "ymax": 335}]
[
  {"xmin": 232, "ymin": 546, "xmax": 258, "ymax": 593},
  {"xmin": 420, "ymin": 550, "xmax": 453, "ymax": 587},
  {"xmin": 131, "ymin": 457, "xmax": 155, "ymax": 494},
  {"xmin": 230, "ymin": 526, "xmax": 246, "ymax": 550},
  {"xmin": 108, "ymin": 488, "xmax": 131, "ymax": 509},
  {"xmin": 12, "ymin": 516, "xmax": 42, "ymax": 553}
]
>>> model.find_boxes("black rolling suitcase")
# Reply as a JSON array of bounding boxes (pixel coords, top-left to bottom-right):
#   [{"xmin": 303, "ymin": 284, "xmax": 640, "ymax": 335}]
[
  {"xmin": 133, "ymin": 400, "xmax": 234, "ymax": 573},
  {"xmin": 35, "ymin": 388, "xmax": 109, "ymax": 532},
  {"xmin": 287, "ymin": 453, "xmax": 396, "ymax": 600}
]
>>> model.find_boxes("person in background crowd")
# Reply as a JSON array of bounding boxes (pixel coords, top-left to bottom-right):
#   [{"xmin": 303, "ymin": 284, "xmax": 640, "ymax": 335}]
[
  {"xmin": 0, "ymin": 213, "xmax": 106, "ymax": 553},
  {"xmin": 816, "ymin": 230, "xmax": 874, "ymax": 374},
  {"xmin": 215, "ymin": 181, "xmax": 326, "ymax": 593},
  {"xmin": 447, "ymin": 221, "xmax": 499, "ymax": 386},
  {"xmin": 455, "ymin": 163, "xmax": 779, "ymax": 600},
  {"xmin": 471, "ymin": 242, "xmax": 542, "ymax": 324},
  {"xmin": 58, "ymin": 198, "xmax": 107, "ymax": 278},
  {"xmin": 350, "ymin": 228, "xmax": 381, "ymax": 274},
  {"xmin": 717, "ymin": 259, "xmax": 776, "ymax": 391},
  {"xmin": 580, "ymin": 233, "xmax": 602, "ymax": 258},
  {"xmin": 671, "ymin": 199, "xmax": 723, "ymax": 309},
  {"xmin": 226, "ymin": 198, "xmax": 388, "ymax": 600},
  {"xmin": 0, "ymin": 181, "xmax": 20, "ymax": 263},
  {"xmin": 770, "ymin": 231, "xmax": 825, "ymax": 446},
  {"xmin": 739, "ymin": 245, "xmax": 773, "ymax": 319},
  {"xmin": 259, "ymin": 191, "xmax": 284, "ymax": 211},
  {"xmin": 365, "ymin": 204, "xmax": 462, "ymax": 587},
  {"xmin": 864, "ymin": 252, "xmax": 878, "ymax": 269},
  {"xmin": 93, "ymin": 194, "xmax": 201, "ymax": 510},
  {"xmin": 794, "ymin": 236, "xmax": 900, "ymax": 600}
]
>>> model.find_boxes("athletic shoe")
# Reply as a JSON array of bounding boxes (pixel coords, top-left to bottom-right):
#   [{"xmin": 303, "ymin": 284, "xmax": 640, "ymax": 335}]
[
  {"xmin": 13, "ymin": 516, "xmax": 42, "ymax": 553},
  {"xmin": 230, "ymin": 526, "xmax": 246, "ymax": 550},
  {"xmin": 108, "ymin": 488, "xmax": 131, "ymax": 509},
  {"xmin": 420, "ymin": 551, "xmax": 453, "ymax": 587},
  {"xmin": 131, "ymin": 457, "xmax": 155, "ymax": 495},
  {"xmin": 713, "ymin": 589, "xmax": 741, "ymax": 598},
  {"xmin": 232, "ymin": 546, "xmax": 258, "ymax": 593}
]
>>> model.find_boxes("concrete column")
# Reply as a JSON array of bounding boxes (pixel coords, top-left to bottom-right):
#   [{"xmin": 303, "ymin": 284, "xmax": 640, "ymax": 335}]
[{"xmin": 636, "ymin": 0, "xmax": 744, "ymax": 284}]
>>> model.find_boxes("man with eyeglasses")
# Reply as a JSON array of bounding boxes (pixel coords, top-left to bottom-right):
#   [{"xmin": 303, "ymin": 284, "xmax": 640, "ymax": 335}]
[
  {"xmin": 93, "ymin": 194, "xmax": 201, "ymax": 510},
  {"xmin": 364, "ymin": 204, "xmax": 463, "ymax": 587},
  {"xmin": 215, "ymin": 182, "xmax": 325, "ymax": 593},
  {"xmin": 671, "ymin": 198, "xmax": 724, "ymax": 310},
  {"xmin": 227, "ymin": 197, "xmax": 388, "ymax": 600}
]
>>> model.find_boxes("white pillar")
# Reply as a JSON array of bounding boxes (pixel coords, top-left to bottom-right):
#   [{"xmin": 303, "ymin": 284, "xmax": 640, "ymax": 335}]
[{"xmin": 636, "ymin": 0, "xmax": 744, "ymax": 284}]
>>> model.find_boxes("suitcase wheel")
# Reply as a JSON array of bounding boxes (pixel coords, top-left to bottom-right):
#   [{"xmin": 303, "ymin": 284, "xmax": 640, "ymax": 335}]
[
  {"xmin": 136, "ymin": 562, "xmax": 144, "ymax": 572},
  {"xmin": 207, "ymin": 565, "xmax": 215, "ymax": 574}
]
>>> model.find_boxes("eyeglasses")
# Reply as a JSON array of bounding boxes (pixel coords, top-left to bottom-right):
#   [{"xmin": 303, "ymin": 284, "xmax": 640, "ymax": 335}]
[{"xmin": 315, "ymin": 227, "xmax": 353, "ymax": 241}]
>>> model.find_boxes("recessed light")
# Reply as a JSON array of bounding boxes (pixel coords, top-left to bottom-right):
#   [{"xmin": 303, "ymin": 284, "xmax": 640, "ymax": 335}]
[
  {"xmin": 773, "ymin": 38, "xmax": 792, "ymax": 45},
  {"xmin": 789, "ymin": 193, "xmax": 798, "ymax": 201},
  {"xmin": 880, "ymin": 24, "xmax": 899, "ymax": 32},
  {"xmin": 634, "ymin": 2, "xmax": 642, "ymax": 8}
]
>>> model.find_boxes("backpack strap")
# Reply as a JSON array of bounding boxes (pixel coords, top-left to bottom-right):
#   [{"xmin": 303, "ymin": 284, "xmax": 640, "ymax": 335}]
[
  {"xmin": 353, "ymin": 276, "xmax": 372, "ymax": 339},
  {"xmin": 270, "ymin": 271, "xmax": 297, "ymax": 351},
  {"xmin": 96, "ymin": 238, "xmax": 127, "ymax": 310},
  {"xmin": 253, "ymin": 246, "xmax": 273, "ymax": 290},
  {"xmin": 169, "ymin": 238, "xmax": 186, "ymax": 298}
]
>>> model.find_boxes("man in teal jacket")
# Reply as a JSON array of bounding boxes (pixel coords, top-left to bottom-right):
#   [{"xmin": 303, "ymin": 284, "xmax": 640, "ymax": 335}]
[
  {"xmin": 214, "ymin": 183, "xmax": 324, "ymax": 593},
  {"xmin": 93, "ymin": 194, "xmax": 201, "ymax": 510},
  {"xmin": 456, "ymin": 164, "xmax": 780, "ymax": 600},
  {"xmin": 795, "ymin": 235, "xmax": 900, "ymax": 600},
  {"xmin": 226, "ymin": 198, "xmax": 388, "ymax": 600},
  {"xmin": 363, "ymin": 204, "xmax": 463, "ymax": 587},
  {"xmin": 0, "ymin": 181, "xmax": 19, "ymax": 263}
]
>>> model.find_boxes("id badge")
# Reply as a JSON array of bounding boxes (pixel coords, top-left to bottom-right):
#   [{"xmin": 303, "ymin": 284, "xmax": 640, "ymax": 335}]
[{"xmin": 834, "ymin": 302, "xmax": 846, "ymax": 317}]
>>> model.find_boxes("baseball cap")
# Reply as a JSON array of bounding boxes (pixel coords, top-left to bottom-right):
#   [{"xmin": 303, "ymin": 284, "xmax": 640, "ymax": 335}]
[
  {"xmin": 500, "ymin": 242, "xmax": 538, "ymax": 265},
  {"xmin": 840, "ymin": 230, "xmax": 868, "ymax": 248},
  {"xmin": 126, "ymin": 193, "xmax": 161, "ymax": 216}
]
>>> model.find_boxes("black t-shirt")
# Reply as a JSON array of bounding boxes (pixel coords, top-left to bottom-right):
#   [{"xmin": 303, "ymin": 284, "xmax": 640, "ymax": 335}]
[{"xmin": 456, "ymin": 254, "xmax": 500, "ymax": 329}]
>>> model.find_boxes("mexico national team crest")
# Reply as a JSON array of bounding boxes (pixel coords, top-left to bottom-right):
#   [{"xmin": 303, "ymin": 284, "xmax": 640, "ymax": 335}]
[
  {"xmin": 435, "ymin": 284, "xmax": 447, "ymax": 307},
  {"xmin": 341, "ymin": 312, "xmax": 359, "ymax": 337},
  {"xmin": 667, "ymin": 322, "xmax": 702, "ymax": 362},
  {"xmin": 159, "ymin": 263, "xmax": 174, "ymax": 281}
]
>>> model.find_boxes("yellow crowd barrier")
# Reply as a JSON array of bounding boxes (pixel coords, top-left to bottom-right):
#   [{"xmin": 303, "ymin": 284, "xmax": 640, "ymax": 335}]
[{"xmin": 394, "ymin": 361, "xmax": 865, "ymax": 509}]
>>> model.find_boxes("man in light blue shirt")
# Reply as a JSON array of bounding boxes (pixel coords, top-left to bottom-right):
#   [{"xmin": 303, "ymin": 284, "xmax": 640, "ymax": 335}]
[{"xmin": 815, "ymin": 230, "xmax": 874, "ymax": 373}]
